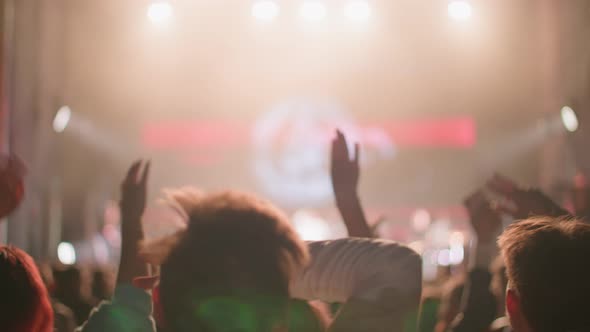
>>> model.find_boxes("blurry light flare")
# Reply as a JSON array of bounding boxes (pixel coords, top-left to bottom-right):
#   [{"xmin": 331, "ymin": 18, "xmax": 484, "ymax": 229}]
[
  {"xmin": 292, "ymin": 210, "xmax": 331, "ymax": 241},
  {"xmin": 102, "ymin": 224, "xmax": 121, "ymax": 248},
  {"xmin": 300, "ymin": 1, "xmax": 327, "ymax": 21},
  {"xmin": 427, "ymin": 250, "xmax": 438, "ymax": 265},
  {"xmin": 449, "ymin": 231, "xmax": 465, "ymax": 246},
  {"xmin": 560, "ymin": 106, "xmax": 579, "ymax": 132},
  {"xmin": 422, "ymin": 258, "xmax": 438, "ymax": 281},
  {"xmin": 411, "ymin": 209, "xmax": 431, "ymax": 232},
  {"xmin": 430, "ymin": 219, "xmax": 451, "ymax": 247},
  {"xmin": 449, "ymin": 244, "xmax": 464, "ymax": 265},
  {"xmin": 437, "ymin": 249, "xmax": 451, "ymax": 266},
  {"xmin": 448, "ymin": 0, "xmax": 472, "ymax": 21},
  {"xmin": 345, "ymin": 1, "xmax": 371, "ymax": 21},
  {"xmin": 53, "ymin": 106, "xmax": 72, "ymax": 133},
  {"xmin": 57, "ymin": 242, "xmax": 77, "ymax": 265},
  {"xmin": 147, "ymin": 1, "xmax": 173, "ymax": 24},
  {"xmin": 252, "ymin": 0, "xmax": 280, "ymax": 21},
  {"xmin": 408, "ymin": 241, "xmax": 424, "ymax": 255}
]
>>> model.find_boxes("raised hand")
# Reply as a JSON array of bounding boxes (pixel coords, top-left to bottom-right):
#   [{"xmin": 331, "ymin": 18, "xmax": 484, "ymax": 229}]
[
  {"xmin": 120, "ymin": 160, "xmax": 150, "ymax": 226},
  {"xmin": 118, "ymin": 159, "xmax": 150, "ymax": 284},
  {"xmin": 464, "ymin": 190, "xmax": 501, "ymax": 243},
  {"xmin": 330, "ymin": 130, "xmax": 371, "ymax": 238},
  {"xmin": 486, "ymin": 173, "xmax": 569, "ymax": 220},
  {"xmin": 331, "ymin": 129, "xmax": 360, "ymax": 200}
]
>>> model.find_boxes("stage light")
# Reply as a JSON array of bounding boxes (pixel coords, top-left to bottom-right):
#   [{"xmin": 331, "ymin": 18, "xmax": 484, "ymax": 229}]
[
  {"xmin": 449, "ymin": 231, "xmax": 465, "ymax": 246},
  {"xmin": 344, "ymin": 1, "xmax": 371, "ymax": 21},
  {"xmin": 561, "ymin": 106, "xmax": 579, "ymax": 132},
  {"xmin": 448, "ymin": 0, "xmax": 472, "ymax": 21},
  {"xmin": 57, "ymin": 242, "xmax": 77, "ymax": 265},
  {"xmin": 252, "ymin": 0, "xmax": 280, "ymax": 21},
  {"xmin": 300, "ymin": 1, "xmax": 327, "ymax": 21},
  {"xmin": 437, "ymin": 249, "xmax": 451, "ymax": 266},
  {"xmin": 449, "ymin": 244, "xmax": 464, "ymax": 264},
  {"xmin": 411, "ymin": 209, "xmax": 431, "ymax": 232},
  {"xmin": 292, "ymin": 210, "xmax": 331, "ymax": 241},
  {"xmin": 53, "ymin": 106, "xmax": 71, "ymax": 133},
  {"xmin": 147, "ymin": 1, "xmax": 173, "ymax": 24}
]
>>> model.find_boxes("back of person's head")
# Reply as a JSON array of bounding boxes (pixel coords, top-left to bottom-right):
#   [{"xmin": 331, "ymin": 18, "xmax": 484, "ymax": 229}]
[
  {"xmin": 498, "ymin": 217, "xmax": 590, "ymax": 332},
  {"xmin": 0, "ymin": 245, "xmax": 53, "ymax": 332},
  {"xmin": 158, "ymin": 190, "xmax": 309, "ymax": 332}
]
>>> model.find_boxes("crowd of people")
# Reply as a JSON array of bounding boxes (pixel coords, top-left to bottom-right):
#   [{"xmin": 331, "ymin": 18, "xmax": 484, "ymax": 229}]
[{"xmin": 1, "ymin": 129, "xmax": 590, "ymax": 332}]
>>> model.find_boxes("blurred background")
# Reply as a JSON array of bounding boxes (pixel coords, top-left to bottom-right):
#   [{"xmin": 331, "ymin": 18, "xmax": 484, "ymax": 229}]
[{"xmin": 0, "ymin": 0, "xmax": 589, "ymax": 280}]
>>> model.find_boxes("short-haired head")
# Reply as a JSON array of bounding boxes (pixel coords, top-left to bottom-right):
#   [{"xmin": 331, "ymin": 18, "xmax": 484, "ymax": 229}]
[{"xmin": 498, "ymin": 217, "xmax": 590, "ymax": 332}]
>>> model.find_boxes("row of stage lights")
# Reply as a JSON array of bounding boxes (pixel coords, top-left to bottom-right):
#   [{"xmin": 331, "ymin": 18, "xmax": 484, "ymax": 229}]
[
  {"xmin": 147, "ymin": 0, "xmax": 474, "ymax": 25},
  {"xmin": 53, "ymin": 105, "xmax": 580, "ymax": 134}
]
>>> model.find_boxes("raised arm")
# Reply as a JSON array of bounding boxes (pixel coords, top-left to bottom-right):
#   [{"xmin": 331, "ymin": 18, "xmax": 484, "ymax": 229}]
[
  {"xmin": 331, "ymin": 130, "xmax": 372, "ymax": 238},
  {"xmin": 290, "ymin": 238, "xmax": 422, "ymax": 332},
  {"xmin": 78, "ymin": 160, "xmax": 155, "ymax": 332},
  {"xmin": 117, "ymin": 160, "xmax": 150, "ymax": 284},
  {"xmin": 448, "ymin": 191, "xmax": 501, "ymax": 332},
  {"xmin": 486, "ymin": 173, "xmax": 569, "ymax": 220}
]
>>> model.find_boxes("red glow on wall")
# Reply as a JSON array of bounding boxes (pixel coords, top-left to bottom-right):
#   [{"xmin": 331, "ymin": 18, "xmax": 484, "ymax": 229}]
[{"xmin": 142, "ymin": 117, "xmax": 476, "ymax": 151}]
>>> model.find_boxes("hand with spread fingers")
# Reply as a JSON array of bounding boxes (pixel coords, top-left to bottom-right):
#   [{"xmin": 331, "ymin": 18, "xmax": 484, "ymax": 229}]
[
  {"xmin": 120, "ymin": 160, "xmax": 151, "ymax": 228},
  {"xmin": 331, "ymin": 130, "xmax": 360, "ymax": 199},
  {"xmin": 487, "ymin": 173, "xmax": 569, "ymax": 220},
  {"xmin": 330, "ymin": 130, "xmax": 372, "ymax": 238}
]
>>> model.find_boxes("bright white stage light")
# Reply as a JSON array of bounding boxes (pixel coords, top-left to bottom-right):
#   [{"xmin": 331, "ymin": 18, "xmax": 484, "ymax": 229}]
[
  {"xmin": 57, "ymin": 242, "xmax": 77, "ymax": 265},
  {"xmin": 561, "ymin": 106, "xmax": 579, "ymax": 132},
  {"xmin": 252, "ymin": 0, "xmax": 280, "ymax": 21},
  {"xmin": 449, "ymin": 244, "xmax": 464, "ymax": 265},
  {"xmin": 448, "ymin": 0, "xmax": 472, "ymax": 21},
  {"xmin": 437, "ymin": 249, "xmax": 451, "ymax": 266},
  {"xmin": 53, "ymin": 106, "xmax": 72, "ymax": 133},
  {"xmin": 147, "ymin": 1, "xmax": 173, "ymax": 24},
  {"xmin": 345, "ymin": 1, "xmax": 371, "ymax": 21},
  {"xmin": 300, "ymin": 1, "xmax": 327, "ymax": 21},
  {"xmin": 292, "ymin": 210, "xmax": 331, "ymax": 241}
]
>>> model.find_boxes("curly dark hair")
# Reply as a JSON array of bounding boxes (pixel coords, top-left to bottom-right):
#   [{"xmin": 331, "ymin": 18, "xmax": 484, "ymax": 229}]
[{"xmin": 157, "ymin": 190, "xmax": 310, "ymax": 332}]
